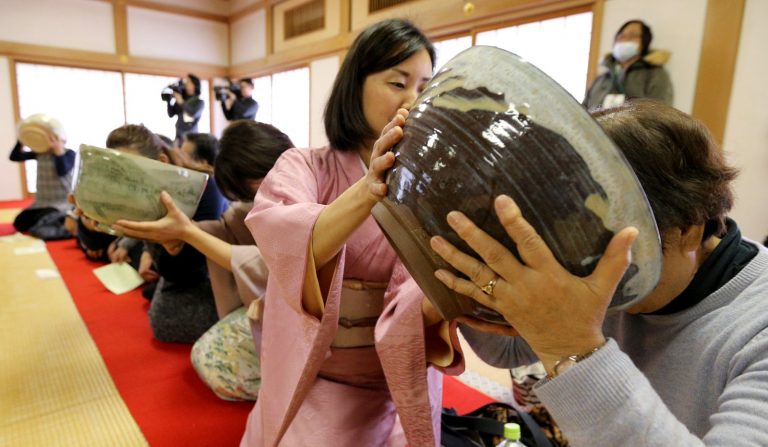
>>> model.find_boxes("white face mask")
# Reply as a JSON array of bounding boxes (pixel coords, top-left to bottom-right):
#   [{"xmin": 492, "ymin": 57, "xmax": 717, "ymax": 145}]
[{"xmin": 612, "ymin": 41, "xmax": 640, "ymax": 63}]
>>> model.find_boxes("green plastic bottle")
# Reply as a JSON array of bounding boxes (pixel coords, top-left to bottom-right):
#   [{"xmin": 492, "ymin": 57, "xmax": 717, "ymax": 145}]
[{"xmin": 496, "ymin": 422, "xmax": 527, "ymax": 447}]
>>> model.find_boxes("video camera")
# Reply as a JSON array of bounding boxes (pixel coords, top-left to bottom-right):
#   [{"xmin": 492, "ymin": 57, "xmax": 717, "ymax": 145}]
[
  {"xmin": 214, "ymin": 79, "xmax": 241, "ymax": 102},
  {"xmin": 161, "ymin": 79, "xmax": 185, "ymax": 102}
]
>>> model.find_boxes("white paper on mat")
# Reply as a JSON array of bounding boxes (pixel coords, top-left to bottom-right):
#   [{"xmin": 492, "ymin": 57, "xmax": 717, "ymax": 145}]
[
  {"xmin": 36, "ymin": 269, "xmax": 60, "ymax": 279},
  {"xmin": 0, "ymin": 233, "xmax": 36, "ymax": 243},
  {"xmin": 93, "ymin": 262, "xmax": 145, "ymax": 295},
  {"xmin": 14, "ymin": 242, "xmax": 46, "ymax": 255}
]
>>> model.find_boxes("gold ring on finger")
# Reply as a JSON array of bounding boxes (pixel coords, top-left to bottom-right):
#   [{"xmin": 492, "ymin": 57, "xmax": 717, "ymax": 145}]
[{"xmin": 480, "ymin": 277, "xmax": 498, "ymax": 296}]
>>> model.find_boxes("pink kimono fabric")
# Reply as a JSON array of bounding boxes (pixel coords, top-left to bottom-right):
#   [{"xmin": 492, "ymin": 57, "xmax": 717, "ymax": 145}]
[{"xmin": 243, "ymin": 147, "xmax": 463, "ymax": 447}]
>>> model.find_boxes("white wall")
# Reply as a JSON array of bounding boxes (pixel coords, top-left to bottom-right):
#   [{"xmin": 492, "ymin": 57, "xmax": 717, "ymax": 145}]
[
  {"xmin": 231, "ymin": 8, "xmax": 267, "ymax": 65},
  {"xmin": 723, "ymin": 0, "xmax": 768, "ymax": 241},
  {"xmin": 309, "ymin": 55, "xmax": 339, "ymax": 148},
  {"xmin": 0, "ymin": 0, "xmax": 115, "ymax": 53},
  {"xmin": 127, "ymin": 7, "xmax": 229, "ymax": 65},
  {"xmin": 0, "ymin": 57, "xmax": 23, "ymax": 201},
  {"xmin": 599, "ymin": 0, "xmax": 707, "ymax": 114}
]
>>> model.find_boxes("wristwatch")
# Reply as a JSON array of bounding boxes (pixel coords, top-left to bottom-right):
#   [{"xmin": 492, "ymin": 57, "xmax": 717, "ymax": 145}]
[{"xmin": 549, "ymin": 341, "xmax": 607, "ymax": 379}]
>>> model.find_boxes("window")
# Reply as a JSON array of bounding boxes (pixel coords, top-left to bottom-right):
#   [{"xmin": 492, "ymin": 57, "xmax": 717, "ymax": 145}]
[
  {"xmin": 475, "ymin": 12, "xmax": 593, "ymax": 102},
  {"xmin": 252, "ymin": 75, "xmax": 273, "ymax": 124},
  {"xmin": 271, "ymin": 68, "xmax": 309, "ymax": 148},
  {"xmin": 250, "ymin": 67, "xmax": 309, "ymax": 148},
  {"xmin": 15, "ymin": 63, "xmax": 125, "ymax": 193},
  {"xmin": 124, "ymin": 73, "xmax": 210, "ymax": 141},
  {"xmin": 433, "ymin": 35, "xmax": 473, "ymax": 72}
]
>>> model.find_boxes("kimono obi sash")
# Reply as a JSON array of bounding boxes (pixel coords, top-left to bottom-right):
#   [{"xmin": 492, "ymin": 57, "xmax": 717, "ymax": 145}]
[
  {"xmin": 318, "ymin": 345, "xmax": 388, "ymax": 390},
  {"xmin": 331, "ymin": 280, "xmax": 387, "ymax": 348}
]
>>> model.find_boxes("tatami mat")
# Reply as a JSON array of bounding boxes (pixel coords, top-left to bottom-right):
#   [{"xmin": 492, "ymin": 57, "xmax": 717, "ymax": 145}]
[
  {"xmin": 0, "ymin": 234, "xmax": 147, "ymax": 446},
  {"xmin": 0, "ymin": 209, "xmax": 20, "ymax": 222}
]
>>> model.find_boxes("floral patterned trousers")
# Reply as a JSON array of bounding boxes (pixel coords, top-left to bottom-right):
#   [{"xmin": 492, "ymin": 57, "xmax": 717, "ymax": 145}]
[{"xmin": 191, "ymin": 307, "xmax": 261, "ymax": 401}]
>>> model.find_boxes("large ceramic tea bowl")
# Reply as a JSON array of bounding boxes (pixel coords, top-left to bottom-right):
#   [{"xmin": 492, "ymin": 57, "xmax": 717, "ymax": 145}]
[
  {"xmin": 17, "ymin": 113, "xmax": 66, "ymax": 153},
  {"xmin": 73, "ymin": 145, "xmax": 208, "ymax": 235},
  {"xmin": 372, "ymin": 46, "xmax": 662, "ymax": 324}
]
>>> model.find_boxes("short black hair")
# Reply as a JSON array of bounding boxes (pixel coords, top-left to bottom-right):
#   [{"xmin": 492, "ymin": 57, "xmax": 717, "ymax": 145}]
[
  {"xmin": 616, "ymin": 20, "xmax": 653, "ymax": 56},
  {"xmin": 215, "ymin": 121, "xmax": 294, "ymax": 201},
  {"xmin": 184, "ymin": 133, "xmax": 218, "ymax": 166},
  {"xmin": 238, "ymin": 78, "xmax": 254, "ymax": 88},
  {"xmin": 324, "ymin": 18, "xmax": 434, "ymax": 152},
  {"xmin": 187, "ymin": 73, "xmax": 202, "ymax": 96}
]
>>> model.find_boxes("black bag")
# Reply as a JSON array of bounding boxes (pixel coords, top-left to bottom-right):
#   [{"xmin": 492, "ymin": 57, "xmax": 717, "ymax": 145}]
[
  {"xmin": 28, "ymin": 210, "xmax": 72, "ymax": 241},
  {"xmin": 441, "ymin": 403, "xmax": 554, "ymax": 447}
]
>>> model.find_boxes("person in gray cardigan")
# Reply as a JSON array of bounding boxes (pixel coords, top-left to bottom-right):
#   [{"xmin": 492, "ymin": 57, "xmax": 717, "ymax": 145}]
[
  {"xmin": 584, "ymin": 20, "xmax": 673, "ymax": 110},
  {"xmin": 429, "ymin": 100, "xmax": 768, "ymax": 446}
]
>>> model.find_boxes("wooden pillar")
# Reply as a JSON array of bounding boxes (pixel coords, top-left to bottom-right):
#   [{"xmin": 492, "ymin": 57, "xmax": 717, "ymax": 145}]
[
  {"xmin": 691, "ymin": 0, "xmax": 746, "ymax": 144},
  {"xmin": 113, "ymin": 0, "xmax": 129, "ymax": 60},
  {"xmin": 585, "ymin": 0, "xmax": 603, "ymax": 89}
]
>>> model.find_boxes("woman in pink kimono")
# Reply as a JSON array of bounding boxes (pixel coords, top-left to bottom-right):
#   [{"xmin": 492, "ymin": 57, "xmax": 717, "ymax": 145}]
[{"xmin": 243, "ymin": 19, "xmax": 463, "ymax": 447}]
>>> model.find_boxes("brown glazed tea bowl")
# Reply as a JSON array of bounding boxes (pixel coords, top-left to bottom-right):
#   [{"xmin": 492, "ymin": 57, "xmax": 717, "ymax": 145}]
[{"xmin": 372, "ymin": 46, "xmax": 662, "ymax": 324}]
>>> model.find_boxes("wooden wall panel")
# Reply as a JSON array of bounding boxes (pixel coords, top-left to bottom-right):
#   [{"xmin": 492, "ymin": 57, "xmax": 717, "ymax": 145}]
[
  {"xmin": 350, "ymin": 0, "xmax": 595, "ymax": 37},
  {"xmin": 0, "ymin": 41, "xmax": 227, "ymax": 78},
  {"xmin": 6, "ymin": 57, "xmax": 29, "ymax": 199},
  {"xmin": 273, "ymin": 0, "xmax": 342, "ymax": 53}
]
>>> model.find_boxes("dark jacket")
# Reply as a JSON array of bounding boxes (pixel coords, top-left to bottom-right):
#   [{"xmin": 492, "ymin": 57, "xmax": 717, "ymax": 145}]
[
  {"xmin": 167, "ymin": 95, "xmax": 205, "ymax": 141},
  {"xmin": 152, "ymin": 177, "xmax": 228, "ymax": 283},
  {"xmin": 583, "ymin": 50, "xmax": 673, "ymax": 110},
  {"xmin": 222, "ymin": 97, "xmax": 258, "ymax": 121}
]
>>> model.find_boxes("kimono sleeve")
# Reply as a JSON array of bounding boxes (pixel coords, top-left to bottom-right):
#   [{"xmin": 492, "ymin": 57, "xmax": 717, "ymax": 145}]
[{"xmin": 246, "ymin": 148, "xmax": 341, "ymax": 317}]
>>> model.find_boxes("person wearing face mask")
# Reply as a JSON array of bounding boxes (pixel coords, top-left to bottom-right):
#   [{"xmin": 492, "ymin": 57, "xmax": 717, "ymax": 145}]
[{"xmin": 583, "ymin": 20, "xmax": 673, "ymax": 110}]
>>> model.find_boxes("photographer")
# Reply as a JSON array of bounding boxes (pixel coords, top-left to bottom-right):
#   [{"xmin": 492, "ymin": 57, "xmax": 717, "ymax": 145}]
[
  {"xmin": 218, "ymin": 78, "xmax": 258, "ymax": 121},
  {"xmin": 165, "ymin": 74, "xmax": 205, "ymax": 143}
]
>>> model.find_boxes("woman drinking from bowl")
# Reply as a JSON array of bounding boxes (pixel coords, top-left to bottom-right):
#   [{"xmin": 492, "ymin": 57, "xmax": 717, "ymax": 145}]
[{"xmin": 242, "ymin": 18, "xmax": 463, "ymax": 447}]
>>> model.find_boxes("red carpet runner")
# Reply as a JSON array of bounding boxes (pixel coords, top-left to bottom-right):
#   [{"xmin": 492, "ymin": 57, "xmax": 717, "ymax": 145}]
[{"xmin": 47, "ymin": 239, "xmax": 252, "ymax": 446}]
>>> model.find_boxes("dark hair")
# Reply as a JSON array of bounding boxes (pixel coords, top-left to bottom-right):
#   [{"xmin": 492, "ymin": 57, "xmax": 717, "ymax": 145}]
[
  {"xmin": 184, "ymin": 133, "xmax": 219, "ymax": 166},
  {"xmin": 188, "ymin": 73, "xmax": 201, "ymax": 96},
  {"xmin": 238, "ymin": 78, "xmax": 254, "ymax": 88},
  {"xmin": 616, "ymin": 20, "xmax": 652, "ymax": 56},
  {"xmin": 215, "ymin": 121, "xmax": 294, "ymax": 201},
  {"xmin": 324, "ymin": 18, "xmax": 434, "ymax": 151},
  {"xmin": 106, "ymin": 124, "xmax": 166, "ymax": 160},
  {"xmin": 593, "ymin": 100, "xmax": 738, "ymax": 242}
]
